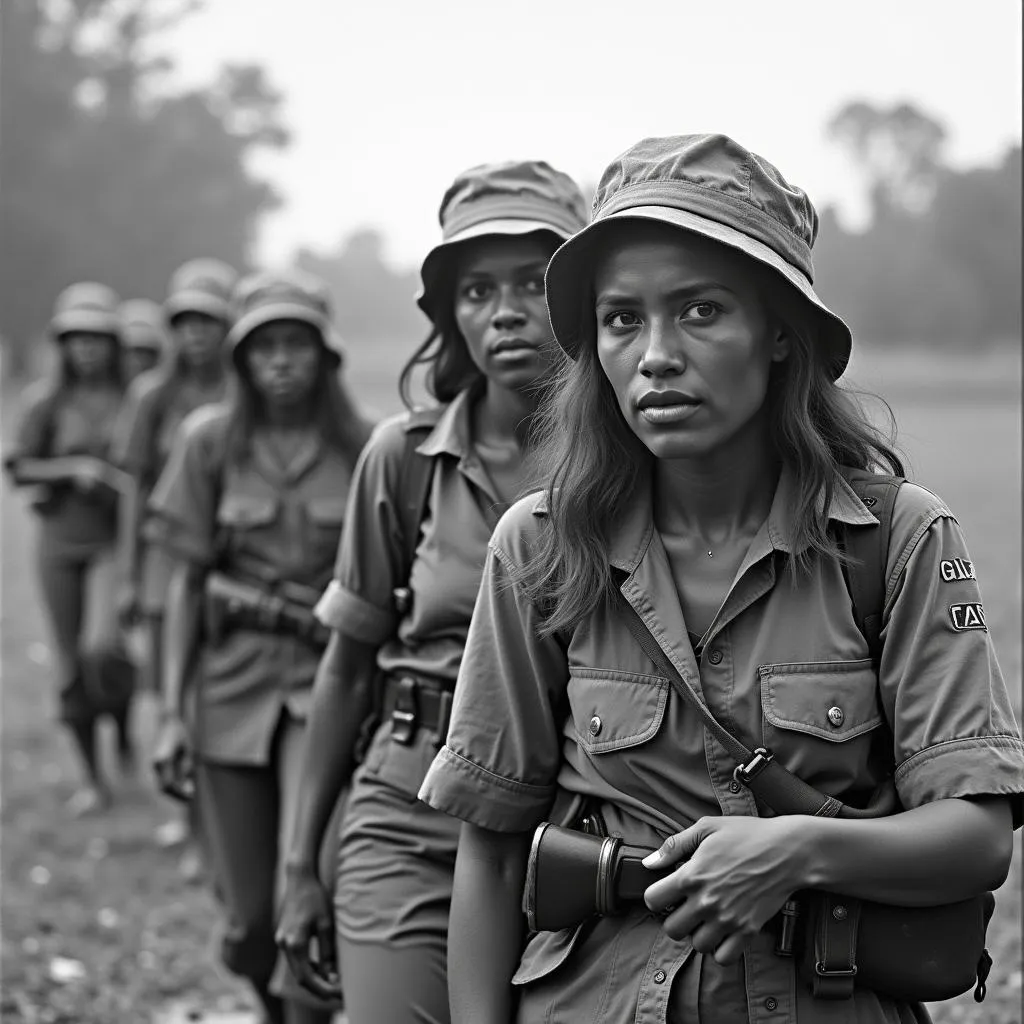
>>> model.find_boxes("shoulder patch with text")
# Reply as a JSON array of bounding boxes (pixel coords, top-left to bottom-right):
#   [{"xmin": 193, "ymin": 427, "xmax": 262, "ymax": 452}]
[
  {"xmin": 949, "ymin": 603, "xmax": 986, "ymax": 632},
  {"xmin": 940, "ymin": 558, "xmax": 976, "ymax": 582}
]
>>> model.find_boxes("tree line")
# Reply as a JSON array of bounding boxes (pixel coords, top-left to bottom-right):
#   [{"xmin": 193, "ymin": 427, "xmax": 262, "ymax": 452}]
[{"xmin": 1, "ymin": 3, "xmax": 1019, "ymax": 380}]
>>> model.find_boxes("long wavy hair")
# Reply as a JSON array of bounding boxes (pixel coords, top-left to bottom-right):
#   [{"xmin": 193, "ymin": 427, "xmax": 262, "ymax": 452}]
[
  {"xmin": 398, "ymin": 311, "xmax": 483, "ymax": 409},
  {"xmin": 518, "ymin": 251, "xmax": 905, "ymax": 638},
  {"xmin": 224, "ymin": 334, "xmax": 373, "ymax": 470}
]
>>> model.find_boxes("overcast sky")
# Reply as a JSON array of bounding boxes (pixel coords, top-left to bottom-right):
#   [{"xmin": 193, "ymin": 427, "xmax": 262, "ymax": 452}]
[{"xmin": 165, "ymin": 0, "xmax": 1022, "ymax": 269}]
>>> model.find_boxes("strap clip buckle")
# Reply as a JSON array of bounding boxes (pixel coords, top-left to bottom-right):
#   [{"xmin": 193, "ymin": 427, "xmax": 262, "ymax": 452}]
[
  {"xmin": 814, "ymin": 962, "xmax": 858, "ymax": 979},
  {"xmin": 390, "ymin": 676, "xmax": 418, "ymax": 746},
  {"xmin": 733, "ymin": 747, "xmax": 774, "ymax": 787}
]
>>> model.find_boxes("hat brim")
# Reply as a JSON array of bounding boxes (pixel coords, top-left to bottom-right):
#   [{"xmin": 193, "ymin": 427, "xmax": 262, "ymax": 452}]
[
  {"xmin": 227, "ymin": 304, "xmax": 341, "ymax": 366},
  {"xmin": 546, "ymin": 207, "xmax": 852, "ymax": 380},
  {"xmin": 50, "ymin": 310, "xmax": 122, "ymax": 339},
  {"xmin": 165, "ymin": 291, "xmax": 232, "ymax": 324},
  {"xmin": 416, "ymin": 219, "xmax": 572, "ymax": 321}
]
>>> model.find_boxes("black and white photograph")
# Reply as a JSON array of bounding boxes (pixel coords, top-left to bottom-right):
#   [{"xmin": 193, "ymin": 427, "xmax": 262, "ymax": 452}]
[{"xmin": 1, "ymin": 2, "xmax": 1021, "ymax": 1023}]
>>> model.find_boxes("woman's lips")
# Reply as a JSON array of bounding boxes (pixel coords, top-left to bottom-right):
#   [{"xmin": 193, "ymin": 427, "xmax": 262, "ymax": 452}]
[{"xmin": 639, "ymin": 402, "xmax": 702, "ymax": 424}]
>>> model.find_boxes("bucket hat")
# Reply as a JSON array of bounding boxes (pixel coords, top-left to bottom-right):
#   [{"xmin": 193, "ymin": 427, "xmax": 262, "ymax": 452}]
[
  {"xmin": 226, "ymin": 269, "xmax": 342, "ymax": 366},
  {"xmin": 545, "ymin": 134, "xmax": 852, "ymax": 379},
  {"xmin": 119, "ymin": 299, "xmax": 171, "ymax": 354},
  {"xmin": 417, "ymin": 160, "xmax": 589, "ymax": 321},
  {"xmin": 49, "ymin": 282, "xmax": 122, "ymax": 340},
  {"xmin": 164, "ymin": 258, "xmax": 238, "ymax": 324}
]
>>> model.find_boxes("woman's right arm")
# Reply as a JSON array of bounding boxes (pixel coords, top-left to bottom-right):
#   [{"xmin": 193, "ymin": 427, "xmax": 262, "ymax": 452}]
[
  {"xmin": 449, "ymin": 824, "xmax": 530, "ymax": 1024},
  {"xmin": 284, "ymin": 629, "xmax": 379, "ymax": 872}
]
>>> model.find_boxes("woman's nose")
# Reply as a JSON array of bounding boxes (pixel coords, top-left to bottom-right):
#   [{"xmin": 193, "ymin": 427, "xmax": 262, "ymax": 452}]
[
  {"xmin": 491, "ymin": 286, "xmax": 528, "ymax": 330},
  {"xmin": 639, "ymin": 320, "xmax": 685, "ymax": 377}
]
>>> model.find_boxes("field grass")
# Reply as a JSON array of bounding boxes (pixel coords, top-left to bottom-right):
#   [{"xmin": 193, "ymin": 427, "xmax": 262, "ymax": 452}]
[{"xmin": 1, "ymin": 344, "xmax": 1020, "ymax": 1022}]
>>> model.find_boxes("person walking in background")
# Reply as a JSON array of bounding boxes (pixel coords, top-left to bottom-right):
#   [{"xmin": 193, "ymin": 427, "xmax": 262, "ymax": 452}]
[
  {"xmin": 419, "ymin": 134, "xmax": 1024, "ymax": 1023},
  {"xmin": 4, "ymin": 282, "xmax": 136, "ymax": 816},
  {"xmin": 150, "ymin": 269, "xmax": 373, "ymax": 1024},
  {"xmin": 274, "ymin": 162, "xmax": 588, "ymax": 1024},
  {"xmin": 111, "ymin": 259, "xmax": 237, "ymax": 865},
  {"xmin": 119, "ymin": 298, "xmax": 172, "ymax": 384}
]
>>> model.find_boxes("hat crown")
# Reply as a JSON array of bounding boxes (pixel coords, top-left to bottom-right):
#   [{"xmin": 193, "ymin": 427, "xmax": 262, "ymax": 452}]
[
  {"xmin": 438, "ymin": 159, "xmax": 589, "ymax": 239},
  {"xmin": 167, "ymin": 258, "xmax": 238, "ymax": 304},
  {"xmin": 54, "ymin": 281, "xmax": 121, "ymax": 319},
  {"xmin": 232, "ymin": 269, "xmax": 331, "ymax": 321},
  {"xmin": 120, "ymin": 298, "xmax": 163, "ymax": 328},
  {"xmin": 594, "ymin": 134, "xmax": 820, "ymax": 277}
]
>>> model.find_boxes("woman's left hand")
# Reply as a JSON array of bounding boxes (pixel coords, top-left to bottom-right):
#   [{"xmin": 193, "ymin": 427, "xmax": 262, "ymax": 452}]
[{"xmin": 642, "ymin": 815, "xmax": 809, "ymax": 965}]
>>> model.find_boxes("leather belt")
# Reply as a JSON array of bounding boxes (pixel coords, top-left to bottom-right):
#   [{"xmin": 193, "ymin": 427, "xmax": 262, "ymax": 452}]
[{"xmin": 381, "ymin": 674, "xmax": 455, "ymax": 746}]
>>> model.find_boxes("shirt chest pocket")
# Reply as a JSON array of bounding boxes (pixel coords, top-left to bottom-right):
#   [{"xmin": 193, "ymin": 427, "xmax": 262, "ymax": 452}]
[
  {"xmin": 759, "ymin": 659, "xmax": 886, "ymax": 797},
  {"xmin": 216, "ymin": 494, "xmax": 279, "ymax": 555},
  {"xmin": 567, "ymin": 669, "xmax": 670, "ymax": 760},
  {"xmin": 304, "ymin": 495, "xmax": 345, "ymax": 564}
]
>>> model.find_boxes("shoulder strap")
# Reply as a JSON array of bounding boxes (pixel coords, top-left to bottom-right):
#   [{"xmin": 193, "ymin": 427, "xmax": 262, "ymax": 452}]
[
  {"xmin": 839, "ymin": 473, "xmax": 904, "ymax": 668},
  {"xmin": 616, "ymin": 591, "xmax": 885, "ymax": 820},
  {"xmin": 396, "ymin": 406, "xmax": 444, "ymax": 585}
]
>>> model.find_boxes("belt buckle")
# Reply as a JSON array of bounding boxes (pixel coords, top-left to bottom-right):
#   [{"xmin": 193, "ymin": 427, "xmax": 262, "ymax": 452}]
[{"xmin": 390, "ymin": 676, "xmax": 418, "ymax": 746}]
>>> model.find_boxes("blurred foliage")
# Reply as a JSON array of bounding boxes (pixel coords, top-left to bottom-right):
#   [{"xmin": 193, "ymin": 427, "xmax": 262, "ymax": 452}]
[
  {"xmin": 0, "ymin": 0, "xmax": 287, "ymax": 376},
  {"xmin": 815, "ymin": 100, "xmax": 1021, "ymax": 346}
]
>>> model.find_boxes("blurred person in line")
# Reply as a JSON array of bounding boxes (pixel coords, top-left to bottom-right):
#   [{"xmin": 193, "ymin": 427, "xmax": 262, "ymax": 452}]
[
  {"xmin": 119, "ymin": 298, "xmax": 172, "ymax": 384},
  {"xmin": 4, "ymin": 283, "xmax": 137, "ymax": 816},
  {"xmin": 275, "ymin": 162, "xmax": 589, "ymax": 1024},
  {"xmin": 418, "ymin": 135, "xmax": 1024, "ymax": 1023},
  {"xmin": 111, "ymin": 259, "xmax": 236, "ymax": 859},
  {"xmin": 150, "ymin": 269, "xmax": 373, "ymax": 1024}
]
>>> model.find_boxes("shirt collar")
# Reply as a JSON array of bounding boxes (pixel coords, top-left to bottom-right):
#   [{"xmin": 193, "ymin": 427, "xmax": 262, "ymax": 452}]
[{"xmin": 411, "ymin": 383, "xmax": 478, "ymax": 461}]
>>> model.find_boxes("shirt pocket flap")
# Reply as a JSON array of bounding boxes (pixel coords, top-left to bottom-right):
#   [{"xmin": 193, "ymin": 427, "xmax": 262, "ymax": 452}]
[
  {"xmin": 760, "ymin": 659, "xmax": 882, "ymax": 743},
  {"xmin": 216, "ymin": 494, "xmax": 278, "ymax": 528},
  {"xmin": 306, "ymin": 496, "xmax": 346, "ymax": 527},
  {"xmin": 511, "ymin": 925, "xmax": 585, "ymax": 986},
  {"xmin": 568, "ymin": 669, "xmax": 669, "ymax": 754}
]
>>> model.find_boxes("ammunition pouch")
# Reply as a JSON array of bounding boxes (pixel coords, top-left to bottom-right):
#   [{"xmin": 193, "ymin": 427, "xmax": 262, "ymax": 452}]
[
  {"xmin": 204, "ymin": 572, "xmax": 330, "ymax": 647},
  {"xmin": 380, "ymin": 673, "xmax": 454, "ymax": 747}
]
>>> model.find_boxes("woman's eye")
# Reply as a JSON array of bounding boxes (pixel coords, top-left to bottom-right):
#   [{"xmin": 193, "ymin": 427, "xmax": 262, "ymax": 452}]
[
  {"xmin": 523, "ymin": 275, "xmax": 546, "ymax": 295},
  {"xmin": 463, "ymin": 282, "xmax": 492, "ymax": 301},
  {"xmin": 681, "ymin": 301, "xmax": 720, "ymax": 321},
  {"xmin": 603, "ymin": 310, "xmax": 642, "ymax": 330}
]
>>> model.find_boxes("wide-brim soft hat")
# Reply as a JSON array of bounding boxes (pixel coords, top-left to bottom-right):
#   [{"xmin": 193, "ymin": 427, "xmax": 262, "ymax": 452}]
[
  {"xmin": 546, "ymin": 134, "xmax": 852, "ymax": 380},
  {"xmin": 120, "ymin": 298, "xmax": 171, "ymax": 354},
  {"xmin": 50, "ymin": 282, "xmax": 122, "ymax": 340},
  {"xmin": 226, "ymin": 270, "xmax": 342, "ymax": 367},
  {"xmin": 417, "ymin": 160, "xmax": 589, "ymax": 322},
  {"xmin": 164, "ymin": 258, "xmax": 238, "ymax": 324}
]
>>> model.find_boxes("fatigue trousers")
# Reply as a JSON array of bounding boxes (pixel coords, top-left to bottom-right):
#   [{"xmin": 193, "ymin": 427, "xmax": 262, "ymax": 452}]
[
  {"xmin": 34, "ymin": 540, "xmax": 131, "ymax": 724},
  {"xmin": 197, "ymin": 709, "xmax": 346, "ymax": 1021}
]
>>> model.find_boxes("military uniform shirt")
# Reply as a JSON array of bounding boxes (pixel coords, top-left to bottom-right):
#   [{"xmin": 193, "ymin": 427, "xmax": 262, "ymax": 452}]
[
  {"xmin": 148, "ymin": 405, "xmax": 352, "ymax": 765},
  {"xmin": 420, "ymin": 466, "xmax": 1024, "ymax": 1024}
]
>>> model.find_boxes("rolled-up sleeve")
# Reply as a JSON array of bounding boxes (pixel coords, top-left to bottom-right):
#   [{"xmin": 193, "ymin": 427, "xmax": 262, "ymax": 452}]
[
  {"xmin": 419, "ymin": 522, "xmax": 570, "ymax": 833},
  {"xmin": 314, "ymin": 416, "xmax": 407, "ymax": 642},
  {"xmin": 146, "ymin": 408, "xmax": 220, "ymax": 566},
  {"xmin": 879, "ymin": 498, "xmax": 1024, "ymax": 826}
]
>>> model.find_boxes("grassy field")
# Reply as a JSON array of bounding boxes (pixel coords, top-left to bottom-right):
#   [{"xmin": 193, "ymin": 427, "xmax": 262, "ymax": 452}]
[{"xmin": 1, "ymin": 344, "xmax": 1020, "ymax": 1023}]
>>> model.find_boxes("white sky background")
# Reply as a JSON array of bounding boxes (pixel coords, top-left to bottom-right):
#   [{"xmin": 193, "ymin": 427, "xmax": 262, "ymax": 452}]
[{"xmin": 163, "ymin": 0, "xmax": 1023, "ymax": 270}]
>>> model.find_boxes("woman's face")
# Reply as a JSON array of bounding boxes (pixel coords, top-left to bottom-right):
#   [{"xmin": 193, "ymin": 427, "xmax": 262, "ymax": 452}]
[
  {"xmin": 243, "ymin": 320, "xmax": 323, "ymax": 408},
  {"xmin": 62, "ymin": 331, "xmax": 118, "ymax": 380},
  {"xmin": 594, "ymin": 224, "xmax": 790, "ymax": 461},
  {"xmin": 171, "ymin": 311, "xmax": 226, "ymax": 368},
  {"xmin": 452, "ymin": 233, "xmax": 560, "ymax": 392},
  {"xmin": 123, "ymin": 347, "xmax": 162, "ymax": 383}
]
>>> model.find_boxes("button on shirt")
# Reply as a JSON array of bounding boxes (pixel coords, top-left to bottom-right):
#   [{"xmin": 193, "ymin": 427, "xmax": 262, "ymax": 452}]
[
  {"xmin": 148, "ymin": 405, "xmax": 353, "ymax": 765},
  {"xmin": 420, "ymin": 466, "xmax": 1024, "ymax": 1024}
]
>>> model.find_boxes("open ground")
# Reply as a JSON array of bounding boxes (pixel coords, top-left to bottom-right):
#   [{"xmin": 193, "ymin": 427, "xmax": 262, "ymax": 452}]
[{"xmin": 1, "ymin": 344, "xmax": 1020, "ymax": 1023}]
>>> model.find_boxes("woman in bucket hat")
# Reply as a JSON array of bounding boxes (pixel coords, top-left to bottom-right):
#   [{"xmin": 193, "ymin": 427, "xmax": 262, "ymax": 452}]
[
  {"xmin": 119, "ymin": 297, "xmax": 171, "ymax": 384},
  {"xmin": 4, "ymin": 282, "xmax": 137, "ymax": 815},
  {"xmin": 275, "ymin": 161, "xmax": 588, "ymax": 1023},
  {"xmin": 419, "ymin": 135, "xmax": 1023, "ymax": 1022},
  {"xmin": 149, "ymin": 268, "xmax": 372, "ymax": 1024},
  {"xmin": 112, "ymin": 259, "xmax": 237, "ymax": 866}
]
